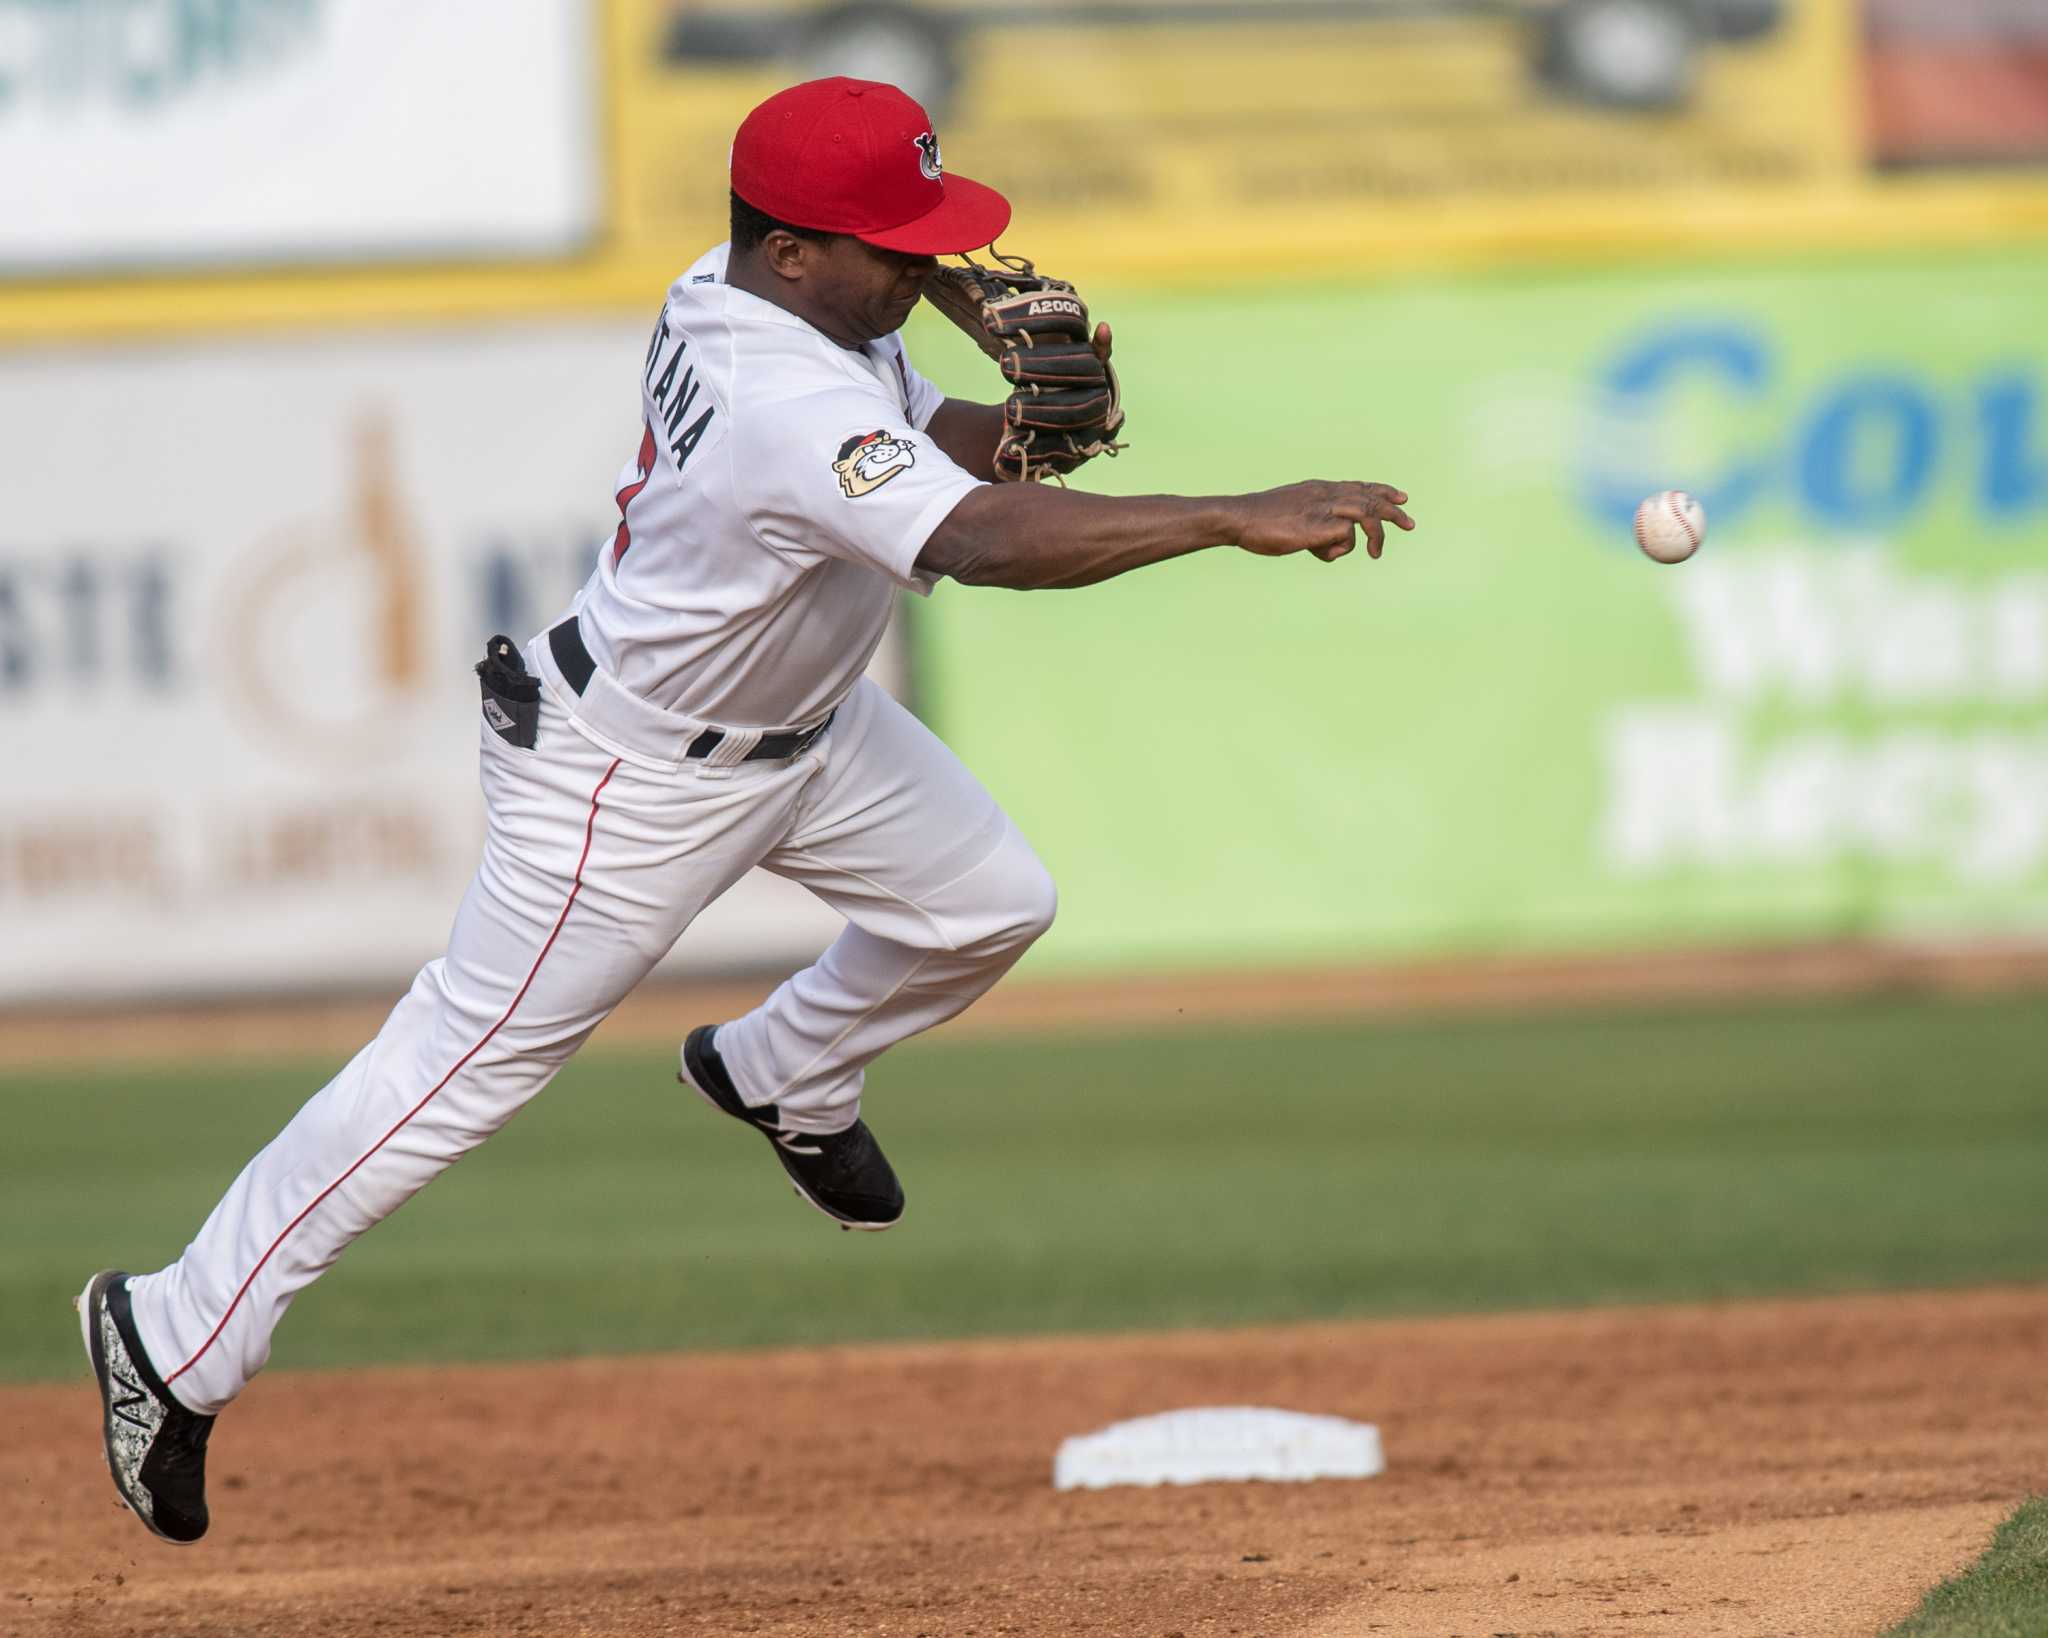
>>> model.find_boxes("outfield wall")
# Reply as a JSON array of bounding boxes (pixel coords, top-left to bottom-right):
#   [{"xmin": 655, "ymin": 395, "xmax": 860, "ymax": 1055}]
[{"xmin": 5, "ymin": 0, "xmax": 2047, "ymax": 1001}]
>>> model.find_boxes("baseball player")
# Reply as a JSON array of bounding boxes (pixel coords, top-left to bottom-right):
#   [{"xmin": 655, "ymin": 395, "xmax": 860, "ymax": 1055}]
[{"xmin": 78, "ymin": 77, "xmax": 1415, "ymax": 1544}]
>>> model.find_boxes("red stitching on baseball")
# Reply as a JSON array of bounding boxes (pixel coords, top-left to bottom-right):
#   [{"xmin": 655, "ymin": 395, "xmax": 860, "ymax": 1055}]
[{"xmin": 1665, "ymin": 492, "xmax": 1700, "ymax": 549}]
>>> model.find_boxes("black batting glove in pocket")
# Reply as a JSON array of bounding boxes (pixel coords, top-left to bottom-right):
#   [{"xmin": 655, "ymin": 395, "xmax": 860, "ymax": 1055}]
[{"xmin": 476, "ymin": 635, "xmax": 541, "ymax": 749}]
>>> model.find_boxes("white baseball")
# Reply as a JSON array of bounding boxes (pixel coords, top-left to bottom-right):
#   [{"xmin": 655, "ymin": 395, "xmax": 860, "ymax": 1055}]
[{"xmin": 1633, "ymin": 490, "xmax": 1706, "ymax": 564}]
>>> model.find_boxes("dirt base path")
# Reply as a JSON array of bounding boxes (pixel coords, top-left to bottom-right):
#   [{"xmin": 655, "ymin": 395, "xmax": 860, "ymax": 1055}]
[
  {"xmin": 11, "ymin": 939, "xmax": 2048, "ymax": 1069},
  {"xmin": 11, "ymin": 1286, "xmax": 2045, "ymax": 1638}
]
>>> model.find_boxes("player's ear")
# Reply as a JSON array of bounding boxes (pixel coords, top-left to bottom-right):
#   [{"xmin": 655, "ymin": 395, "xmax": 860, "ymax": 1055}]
[{"xmin": 760, "ymin": 230, "xmax": 813, "ymax": 283}]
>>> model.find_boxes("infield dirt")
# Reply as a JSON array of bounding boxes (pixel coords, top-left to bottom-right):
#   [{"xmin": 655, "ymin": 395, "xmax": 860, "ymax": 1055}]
[{"xmin": 9, "ymin": 1285, "xmax": 2043, "ymax": 1637}]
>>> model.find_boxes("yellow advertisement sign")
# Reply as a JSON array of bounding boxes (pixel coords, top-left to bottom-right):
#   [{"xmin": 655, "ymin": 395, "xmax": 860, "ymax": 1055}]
[{"xmin": 621, "ymin": 0, "xmax": 2046, "ymax": 278}]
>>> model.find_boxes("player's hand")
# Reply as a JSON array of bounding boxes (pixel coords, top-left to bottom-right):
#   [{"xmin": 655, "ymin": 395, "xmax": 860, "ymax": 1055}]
[
  {"xmin": 1092, "ymin": 321, "xmax": 1113, "ymax": 367},
  {"xmin": 1230, "ymin": 481, "xmax": 1415, "ymax": 562}
]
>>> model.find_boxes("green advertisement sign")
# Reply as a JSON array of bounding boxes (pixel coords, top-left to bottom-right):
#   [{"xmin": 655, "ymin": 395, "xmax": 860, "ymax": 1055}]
[{"xmin": 904, "ymin": 245, "xmax": 2048, "ymax": 971}]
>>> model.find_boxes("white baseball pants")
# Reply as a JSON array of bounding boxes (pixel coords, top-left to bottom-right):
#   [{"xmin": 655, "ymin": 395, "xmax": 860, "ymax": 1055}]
[{"xmin": 126, "ymin": 653, "xmax": 1054, "ymax": 1416}]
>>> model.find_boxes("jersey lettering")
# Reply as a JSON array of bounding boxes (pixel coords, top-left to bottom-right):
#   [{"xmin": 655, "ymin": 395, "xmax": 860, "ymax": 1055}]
[
  {"xmin": 669, "ymin": 404, "xmax": 716, "ymax": 470},
  {"xmin": 648, "ymin": 328, "xmax": 719, "ymax": 474},
  {"xmin": 641, "ymin": 311, "xmax": 669, "ymax": 384},
  {"xmin": 651, "ymin": 335, "xmax": 687, "ymax": 403}
]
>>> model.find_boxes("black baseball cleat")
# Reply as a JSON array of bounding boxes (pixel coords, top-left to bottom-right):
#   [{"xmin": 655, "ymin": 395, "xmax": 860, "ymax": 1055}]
[
  {"xmin": 76, "ymin": 1270, "xmax": 216, "ymax": 1544},
  {"xmin": 679, "ymin": 1025, "xmax": 905, "ymax": 1231}
]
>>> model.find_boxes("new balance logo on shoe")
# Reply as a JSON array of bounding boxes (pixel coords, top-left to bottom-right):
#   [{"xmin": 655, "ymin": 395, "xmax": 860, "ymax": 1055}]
[
  {"xmin": 78, "ymin": 1270, "xmax": 217, "ymax": 1545},
  {"xmin": 111, "ymin": 1372, "xmax": 151, "ymax": 1429}
]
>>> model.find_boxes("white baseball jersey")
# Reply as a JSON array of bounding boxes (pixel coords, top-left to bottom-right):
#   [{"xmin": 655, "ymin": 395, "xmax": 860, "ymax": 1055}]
[{"xmin": 575, "ymin": 243, "xmax": 983, "ymax": 729}]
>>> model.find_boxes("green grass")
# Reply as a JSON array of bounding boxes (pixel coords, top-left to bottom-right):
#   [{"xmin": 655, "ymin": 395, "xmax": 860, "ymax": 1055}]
[
  {"xmin": 5, "ymin": 990, "xmax": 2048, "ymax": 1382},
  {"xmin": 1884, "ymin": 1498, "xmax": 2048, "ymax": 1637}
]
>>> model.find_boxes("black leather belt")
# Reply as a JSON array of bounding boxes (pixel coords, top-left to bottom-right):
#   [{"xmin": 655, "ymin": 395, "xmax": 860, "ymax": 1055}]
[{"xmin": 548, "ymin": 616, "xmax": 835, "ymax": 762}]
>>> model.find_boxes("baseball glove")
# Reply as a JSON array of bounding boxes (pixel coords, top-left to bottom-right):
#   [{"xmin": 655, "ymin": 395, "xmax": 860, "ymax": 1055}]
[{"xmin": 922, "ymin": 254, "xmax": 1127, "ymax": 483}]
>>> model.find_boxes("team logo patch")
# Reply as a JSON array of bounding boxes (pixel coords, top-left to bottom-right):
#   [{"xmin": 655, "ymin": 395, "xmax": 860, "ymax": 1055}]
[
  {"xmin": 834, "ymin": 431, "xmax": 917, "ymax": 498},
  {"xmin": 914, "ymin": 131, "xmax": 943, "ymax": 182}
]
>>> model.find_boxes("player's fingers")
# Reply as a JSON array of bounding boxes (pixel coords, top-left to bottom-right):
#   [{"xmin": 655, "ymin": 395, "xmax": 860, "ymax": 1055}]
[
  {"xmin": 1365, "ymin": 516, "xmax": 1386, "ymax": 559},
  {"xmin": 1312, "ymin": 517, "xmax": 1358, "ymax": 561},
  {"xmin": 1350, "ymin": 493, "xmax": 1415, "ymax": 532},
  {"xmin": 1348, "ymin": 485, "xmax": 1415, "ymax": 530},
  {"xmin": 1092, "ymin": 322, "xmax": 1113, "ymax": 365}
]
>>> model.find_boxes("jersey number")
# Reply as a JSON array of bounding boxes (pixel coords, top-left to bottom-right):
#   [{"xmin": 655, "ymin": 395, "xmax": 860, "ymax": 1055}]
[{"xmin": 611, "ymin": 420, "xmax": 658, "ymax": 565}]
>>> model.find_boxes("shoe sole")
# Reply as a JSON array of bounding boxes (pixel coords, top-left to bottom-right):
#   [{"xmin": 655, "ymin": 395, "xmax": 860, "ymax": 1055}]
[
  {"xmin": 676, "ymin": 1055, "xmax": 899, "ymax": 1234},
  {"xmin": 76, "ymin": 1270, "xmax": 196, "ymax": 1547}
]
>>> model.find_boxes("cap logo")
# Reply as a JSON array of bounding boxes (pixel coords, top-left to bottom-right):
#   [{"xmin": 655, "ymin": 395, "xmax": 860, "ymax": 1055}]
[{"xmin": 914, "ymin": 131, "xmax": 943, "ymax": 183}]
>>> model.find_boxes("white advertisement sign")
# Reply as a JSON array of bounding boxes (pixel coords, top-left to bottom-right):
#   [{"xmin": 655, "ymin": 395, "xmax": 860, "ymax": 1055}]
[
  {"xmin": 1601, "ymin": 549, "xmax": 2048, "ymax": 888},
  {"xmin": 0, "ymin": 0, "xmax": 596, "ymax": 272},
  {"xmin": 0, "ymin": 319, "xmax": 900, "ymax": 1003}
]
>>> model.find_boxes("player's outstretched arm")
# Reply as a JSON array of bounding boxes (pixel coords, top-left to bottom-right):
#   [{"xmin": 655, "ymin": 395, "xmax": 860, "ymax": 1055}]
[{"xmin": 915, "ymin": 479, "xmax": 1415, "ymax": 591}]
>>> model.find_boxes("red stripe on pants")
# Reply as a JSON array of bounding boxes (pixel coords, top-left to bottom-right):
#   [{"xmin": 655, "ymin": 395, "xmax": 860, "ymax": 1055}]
[{"xmin": 167, "ymin": 758, "xmax": 623, "ymax": 1387}]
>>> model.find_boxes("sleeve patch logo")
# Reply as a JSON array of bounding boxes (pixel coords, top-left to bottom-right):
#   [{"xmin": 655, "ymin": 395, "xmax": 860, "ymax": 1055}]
[{"xmin": 834, "ymin": 430, "xmax": 917, "ymax": 497}]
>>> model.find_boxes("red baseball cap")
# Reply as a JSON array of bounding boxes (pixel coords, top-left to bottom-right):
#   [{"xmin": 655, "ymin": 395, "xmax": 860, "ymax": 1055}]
[{"xmin": 730, "ymin": 77, "xmax": 1011, "ymax": 255}]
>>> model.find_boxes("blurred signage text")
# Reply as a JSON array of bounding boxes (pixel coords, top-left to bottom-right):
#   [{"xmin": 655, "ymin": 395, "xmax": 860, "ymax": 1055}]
[{"xmin": 0, "ymin": 0, "xmax": 597, "ymax": 275}]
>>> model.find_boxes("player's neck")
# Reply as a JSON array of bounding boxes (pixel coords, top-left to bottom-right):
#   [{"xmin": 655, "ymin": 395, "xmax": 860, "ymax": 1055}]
[{"xmin": 726, "ymin": 255, "xmax": 867, "ymax": 352}]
